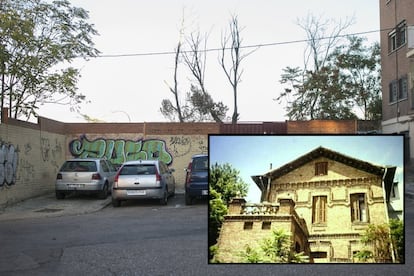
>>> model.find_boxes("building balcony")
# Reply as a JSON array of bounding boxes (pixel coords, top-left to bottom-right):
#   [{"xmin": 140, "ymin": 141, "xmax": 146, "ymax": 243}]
[{"xmin": 240, "ymin": 202, "xmax": 280, "ymax": 215}]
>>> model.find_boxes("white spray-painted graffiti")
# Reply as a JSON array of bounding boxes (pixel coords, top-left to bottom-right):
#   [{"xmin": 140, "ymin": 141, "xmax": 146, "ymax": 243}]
[{"xmin": 0, "ymin": 141, "xmax": 19, "ymax": 187}]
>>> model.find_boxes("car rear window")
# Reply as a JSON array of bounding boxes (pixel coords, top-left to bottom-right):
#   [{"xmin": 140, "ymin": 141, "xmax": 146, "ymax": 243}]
[
  {"xmin": 61, "ymin": 161, "xmax": 97, "ymax": 172},
  {"xmin": 192, "ymin": 156, "xmax": 208, "ymax": 171},
  {"xmin": 120, "ymin": 164, "xmax": 157, "ymax": 175}
]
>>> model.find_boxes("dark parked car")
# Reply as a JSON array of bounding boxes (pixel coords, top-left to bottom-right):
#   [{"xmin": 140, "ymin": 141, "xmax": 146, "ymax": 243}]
[
  {"xmin": 185, "ymin": 154, "xmax": 208, "ymax": 205},
  {"xmin": 55, "ymin": 158, "xmax": 117, "ymax": 199},
  {"xmin": 112, "ymin": 160, "xmax": 175, "ymax": 207}
]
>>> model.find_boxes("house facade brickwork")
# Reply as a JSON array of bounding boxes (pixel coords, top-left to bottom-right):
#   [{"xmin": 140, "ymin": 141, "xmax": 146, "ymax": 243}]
[{"xmin": 215, "ymin": 147, "xmax": 395, "ymax": 263}]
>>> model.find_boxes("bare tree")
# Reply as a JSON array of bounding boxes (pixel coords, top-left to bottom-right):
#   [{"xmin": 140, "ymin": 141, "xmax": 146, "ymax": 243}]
[
  {"xmin": 219, "ymin": 15, "xmax": 255, "ymax": 123},
  {"xmin": 161, "ymin": 13, "xmax": 186, "ymax": 122},
  {"xmin": 182, "ymin": 31, "xmax": 227, "ymax": 123},
  {"xmin": 161, "ymin": 11, "xmax": 228, "ymax": 123}
]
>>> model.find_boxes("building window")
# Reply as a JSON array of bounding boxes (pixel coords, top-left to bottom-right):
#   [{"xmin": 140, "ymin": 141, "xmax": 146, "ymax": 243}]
[
  {"xmin": 262, "ymin": 221, "xmax": 271, "ymax": 230},
  {"xmin": 315, "ymin": 162, "xmax": 328, "ymax": 176},
  {"xmin": 311, "ymin": 251, "xmax": 327, "ymax": 259},
  {"xmin": 399, "ymin": 76, "xmax": 408, "ymax": 100},
  {"xmin": 389, "ymin": 76, "xmax": 408, "ymax": 103},
  {"xmin": 389, "ymin": 80, "xmax": 398, "ymax": 103},
  {"xmin": 312, "ymin": 196, "xmax": 327, "ymax": 224},
  {"xmin": 350, "ymin": 193, "xmax": 367, "ymax": 222},
  {"xmin": 389, "ymin": 21, "xmax": 406, "ymax": 52},
  {"xmin": 244, "ymin": 221, "xmax": 253, "ymax": 230}
]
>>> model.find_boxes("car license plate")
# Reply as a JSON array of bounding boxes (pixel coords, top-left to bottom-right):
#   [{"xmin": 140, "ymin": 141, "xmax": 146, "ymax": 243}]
[
  {"xmin": 68, "ymin": 184, "xmax": 84, "ymax": 188},
  {"xmin": 127, "ymin": 190, "xmax": 146, "ymax": 196},
  {"xmin": 202, "ymin": 190, "xmax": 208, "ymax": 195}
]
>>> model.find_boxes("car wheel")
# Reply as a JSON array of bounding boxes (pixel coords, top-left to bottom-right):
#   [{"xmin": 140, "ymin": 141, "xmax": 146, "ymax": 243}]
[
  {"xmin": 185, "ymin": 193, "xmax": 193, "ymax": 205},
  {"xmin": 160, "ymin": 188, "xmax": 168, "ymax": 205},
  {"xmin": 112, "ymin": 198, "xmax": 121, "ymax": 207},
  {"xmin": 98, "ymin": 183, "xmax": 108, "ymax": 199},
  {"xmin": 56, "ymin": 191, "xmax": 65, "ymax": 200}
]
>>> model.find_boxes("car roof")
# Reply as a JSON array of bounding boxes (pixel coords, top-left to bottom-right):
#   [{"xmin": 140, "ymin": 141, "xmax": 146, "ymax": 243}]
[
  {"xmin": 65, "ymin": 158, "xmax": 103, "ymax": 162},
  {"xmin": 122, "ymin": 160, "xmax": 160, "ymax": 165}
]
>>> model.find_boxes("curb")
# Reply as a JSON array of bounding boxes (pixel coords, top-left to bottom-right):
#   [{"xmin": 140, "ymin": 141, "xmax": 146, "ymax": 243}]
[{"xmin": 0, "ymin": 193, "xmax": 112, "ymax": 221}]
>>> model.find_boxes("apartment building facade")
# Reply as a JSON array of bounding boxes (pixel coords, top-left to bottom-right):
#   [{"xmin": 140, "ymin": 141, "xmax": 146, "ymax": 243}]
[{"xmin": 380, "ymin": 0, "xmax": 414, "ymax": 161}]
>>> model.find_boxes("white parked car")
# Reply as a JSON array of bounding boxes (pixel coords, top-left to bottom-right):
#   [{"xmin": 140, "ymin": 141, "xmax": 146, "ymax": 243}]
[
  {"xmin": 55, "ymin": 158, "xmax": 117, "ymax": 199},
  {"xmin": 112, "ymin": 160, "xmax": 175, "ymax": 207}
]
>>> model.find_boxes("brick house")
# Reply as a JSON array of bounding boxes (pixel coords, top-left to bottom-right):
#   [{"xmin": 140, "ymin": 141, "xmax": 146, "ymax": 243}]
[{"xmin": 215, "ymin": 146, "xmax": 396, "ymax": 263}]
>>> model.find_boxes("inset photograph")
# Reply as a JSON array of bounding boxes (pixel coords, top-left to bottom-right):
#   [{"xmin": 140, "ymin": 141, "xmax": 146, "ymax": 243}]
[{"xmin": 209, "ymin": 135, "xmax": 404, "ymax": 264}]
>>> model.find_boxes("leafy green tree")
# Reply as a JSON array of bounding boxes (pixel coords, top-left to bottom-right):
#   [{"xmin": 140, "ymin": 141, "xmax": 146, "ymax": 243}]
[
  {"xmin": 240, "ymin": 229, "xmax": 309, "ymax": 263},
  {"xmin": 354, "ymin": 220, "xmax": 403, "ymax": 263},
  {"xmin": 389, "ymin": 219, "xmax": 404, "ymax": 263},
  {"xmin": 209, "ymin": 163, "xmax": 248, "ymax": 260},
  {"xmin": 0, "ymin": 0, "xmax": 99, "ymax": 120},
  {"xmin": 354, "ymin": 223, "xmax": 393, "ymax": 263},
  {"xmin": 329, "ymin": 37, "xmax": 382, "ymax": 120},
  {"xmin": 276, "ymin": 14, "xmax": 381, "ymax": 120}
]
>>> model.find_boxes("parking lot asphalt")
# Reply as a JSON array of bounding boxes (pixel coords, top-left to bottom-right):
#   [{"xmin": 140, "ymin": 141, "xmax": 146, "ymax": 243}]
[
  {"xmin": 0, "ymin": 193, "xmax": 112, "ymax": 221},
  {"xmin": 0, "ymin": 188, "xmax": 186, "ymax": 221}
]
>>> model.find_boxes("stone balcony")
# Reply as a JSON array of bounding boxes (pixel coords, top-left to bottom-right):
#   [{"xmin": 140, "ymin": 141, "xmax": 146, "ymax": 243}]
[{"xmin": 240, "ymin": 202, "xmax": 280, "ymax": 215}]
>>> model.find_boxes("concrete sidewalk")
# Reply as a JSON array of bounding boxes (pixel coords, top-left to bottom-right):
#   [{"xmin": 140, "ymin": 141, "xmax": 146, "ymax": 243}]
[{"xmin": 0, "ymin": 193, "xmax": 111, "ymax": 221}]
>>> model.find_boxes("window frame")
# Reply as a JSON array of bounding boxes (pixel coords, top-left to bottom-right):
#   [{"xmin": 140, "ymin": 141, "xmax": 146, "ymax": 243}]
[
  {"xmin": 350, "ymin": 193, "xmax": 368, "ymax": 223},
  {"xmin": 388, "ymin": 21, "xmax": 406, "ymax": 53},
  {"xmin": 312, "ymin": 195, "xmax": 327, "ymax": 224},
  {"xmin": 311, "ymin": 251, "xmax": 327, "ymax": 259},
  {"xmin": 244, "ymin": 221, "xmax": 253, "ymax": 230},
  {"xmin": 315, "ymin": 162, "xmax": 328, "ymax": 176},
  {"xmin": 389, "ymin": 76, "xmax": 408, "ymax": 104},
  {"xmin": 398, "ymin": 76, "xmax": 408, "ymax": 100},
  {"xmin": 262, "ymin": 221, "xmax": 271, "ymax": 230},
  {"xmin": 389, "ymin": 80, "xmax": 398, "ymax": 103}
]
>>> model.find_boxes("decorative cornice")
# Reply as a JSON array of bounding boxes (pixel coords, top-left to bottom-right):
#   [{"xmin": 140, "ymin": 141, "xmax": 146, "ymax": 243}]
[
  {"xmin": 309, "ymin": 233, "xmax": 361, "ymax": 240},
  {"xmin": 275, "ymin": 177, "xmax": 381, "ymax": 190}
]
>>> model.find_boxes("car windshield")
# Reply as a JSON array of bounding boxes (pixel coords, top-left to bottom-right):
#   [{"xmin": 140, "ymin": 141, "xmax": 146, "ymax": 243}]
[
  {"xmin": 120, "ymin": 164, "xmax": 157, "ymax": 175},
  {"xmin": 192, "ymin": 156, "xmax": 208, "ymax": 171},
  {"xmin": 61, "ymin": 161, "xmax": 97, "ymax": 172}
]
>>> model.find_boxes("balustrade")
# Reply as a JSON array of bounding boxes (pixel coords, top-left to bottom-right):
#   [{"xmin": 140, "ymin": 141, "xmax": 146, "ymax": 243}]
[{"xmin": 240, "ymin": 202, "xmax": 279, "ymax": 215}]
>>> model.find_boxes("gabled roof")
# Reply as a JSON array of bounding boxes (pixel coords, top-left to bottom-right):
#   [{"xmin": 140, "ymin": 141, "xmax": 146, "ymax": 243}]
[{"xmin": 252, "ymin": 146, "xmax": 393, "ymax": 192}]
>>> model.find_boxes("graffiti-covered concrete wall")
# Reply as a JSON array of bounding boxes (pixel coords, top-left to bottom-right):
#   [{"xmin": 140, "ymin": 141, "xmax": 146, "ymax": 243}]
[
  {"xmin": 63, "ymin": 122, "xmax": 217, "ymax": 187},
  {"xmin": 1, "ymin": 109, "xmax": 371, "ymax": 207},
  {"xmin": 65, "ymin": 134, "xmax": 208, "ymax": 188},
  {"xmin": 0, "ymin": 122, "xmax": 65, "ymax": 208}
]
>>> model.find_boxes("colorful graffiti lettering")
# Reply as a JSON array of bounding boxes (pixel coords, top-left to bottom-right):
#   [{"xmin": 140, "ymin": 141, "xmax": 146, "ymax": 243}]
[
  {"xmin": 69, "ymin": 135, "xmax": 173, "ymax": 166},
  {"xmin": 0, "ymin": 141, "xmax": 19, "ymax": 187}
]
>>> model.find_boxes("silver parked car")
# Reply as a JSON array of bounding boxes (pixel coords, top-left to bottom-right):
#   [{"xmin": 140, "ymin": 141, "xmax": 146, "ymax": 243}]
[
  {"xmin": 112, "ymin": 160, "xmax": 175, "ymax": 207},
  {"xmin": 55, "ymin": 158, "xmax": 117, "ymax": 199}
]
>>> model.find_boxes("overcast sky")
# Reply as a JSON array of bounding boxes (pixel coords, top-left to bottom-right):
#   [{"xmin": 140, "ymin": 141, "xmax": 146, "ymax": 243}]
[
  {"xmin": 37, "ymin": 0, "xmax": 380, "ymax": 123},
  {"xmin": 209, "ymin": 135, "xmax": 404, "ymax": 202}
]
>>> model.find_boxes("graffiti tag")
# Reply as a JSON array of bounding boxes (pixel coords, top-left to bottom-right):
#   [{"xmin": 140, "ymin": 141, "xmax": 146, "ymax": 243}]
[
  {"xmin": 0, "ymin": 141, "xmax": 19, "ymax": 186},
  {"xmin": 69, "ymin": 135, "xmax": 173, "ymax": 166}
]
